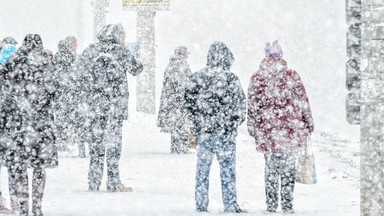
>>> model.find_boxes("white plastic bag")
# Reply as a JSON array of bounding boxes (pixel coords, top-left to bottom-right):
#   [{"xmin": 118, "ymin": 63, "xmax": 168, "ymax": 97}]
[{"xmin": 296, "ymin": 136, "xmax": 317, "ymax": 184}]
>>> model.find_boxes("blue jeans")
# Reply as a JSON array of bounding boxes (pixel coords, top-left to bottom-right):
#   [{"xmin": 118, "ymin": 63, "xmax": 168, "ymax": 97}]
[{"xmin": 195, "ymin": 134, "xmax": 239, "ymax": 211}]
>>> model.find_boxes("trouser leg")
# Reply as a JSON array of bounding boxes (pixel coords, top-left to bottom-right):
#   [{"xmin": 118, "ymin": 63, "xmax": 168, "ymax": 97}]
[
  {"xmin": 78, "ymin": 142, "xmax": 86, "ymax": 158},
  {"xmin": 280, "ymin": 153, "xmax": 297, "ymax": 211},
  {"xmin": 88, "ymin": 125, "xmax": 105, "ymax": 190},
  {"xmin": 8, "ymin": 166, "xmax": 17, "ymax": 196},
  {"xmin": 264, "ymin": 153, "xmax": 279, "ymax": 212},
  {"xmin": 171, "ymin": 130, "xmax": 188, "ymax": 154},
  {"xmin": 32, "ymin": 168, "xmax": 46, "ymax": 216},
  {"xmin": 170, "ymin": 132, "xmax": 178, "ymax": 153},
  {"xmin": 106, "ymin": 125, "xmax": 122, "ymax": 191},
  {"xmin": 15, "ymin": 165, "xmax": 29, "ymax": 216},
  {"xmin": 216, "ymin": 135, "xmax": 238, "ymax": 211},
  {"xmin": 178, "ymin": 130, "xmax": 189, "ymax": 154},
  {"xmin": 195, "ymin": 138, "xmax": 214, "ymax": 211}
]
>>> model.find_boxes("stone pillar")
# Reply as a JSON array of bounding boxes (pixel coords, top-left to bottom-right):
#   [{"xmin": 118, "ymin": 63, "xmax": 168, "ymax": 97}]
[
  {"xmin": 136, "ymin": 8, "xmax": 156, "ymax": 114},
  {"xmin": 360, "ymin": 0, "xmax": 384, "ymax": 215},
  {"xmin": 91, "ymin": 0, "xmax": 109, "ymax": 42}
]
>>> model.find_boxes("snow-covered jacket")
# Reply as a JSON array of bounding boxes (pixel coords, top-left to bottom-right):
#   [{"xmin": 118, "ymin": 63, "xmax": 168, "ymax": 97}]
[
  {"xmin": 1, "ymin": 34, "xmax": 58, "ymax": 168},
  {"xmin": 77, "ymin": 24, "xmax": 143, "ymax": 123},
  {"xmin": 53, "ymin": 36, "xmax": 78, "ymax": 125},
  {"xmin": 157, "ymin": 55, "xmax": 192, "ymax": 133},
  {"xmin": 247, "ymin": 57, "xmax": 314, "ymax": 153},
  {"xmin": 185, "ymin": 41, "xmax": 246, "ymax": 136}
]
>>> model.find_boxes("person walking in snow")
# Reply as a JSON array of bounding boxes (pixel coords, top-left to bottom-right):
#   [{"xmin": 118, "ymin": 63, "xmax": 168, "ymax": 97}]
[
  {"xmin": 158, "ymin": 46, "xmax": 192, "ymax": 154},
  {"xmin": 78, "ymin": 23, "xmax": 143, "ymax": 192},
  {"xmin": 1, "ymin": 34, "xmax": 58, "ymax": 216},
  {"xmin": 185, "ymin": 41, "xmax": 246, "ymax": 213},
  {"xmin": 53, "ymin": 36, "xmax": 86, "ymax": 156},
  {"xmin": 0, "ymin": 43, "xmax": 18, "ymax": 214},
  {"xmin": 247, "ymin": 40, "xmax": 314, "ymax": 213}
]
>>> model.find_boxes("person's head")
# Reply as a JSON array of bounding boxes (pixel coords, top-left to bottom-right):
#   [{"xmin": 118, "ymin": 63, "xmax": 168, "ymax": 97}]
[
  {"xmin": 206, "ymin": 41, "xmax": 234, "ymax": 70},
  {"xmin": 65, "ymin": 36, "xmax": 77, "ymax": 52},
  {"xmin": 174, "ymin": 46, "xmax": 190, "ymax": 59},
  {"xmin": 43, "ymin": 49, "xmax": 54, "ymax": 63},
  {"xmin": 97, "ymin": 23, "xmax": 125, "ymax": 46},
  {"xmin": 2, "ymin": 37, "xmax": 18, "ymax": 46},
  {"xmin": 0, "ymin": 44, "xmax": 17, "ymax": 64},
  {"xmin": 22, "ymin": 34, "xmax": 43, "ymax": 53},
  {"xmin": 265, "ymin": 40, "xmax": 283, "ymax": 58}
]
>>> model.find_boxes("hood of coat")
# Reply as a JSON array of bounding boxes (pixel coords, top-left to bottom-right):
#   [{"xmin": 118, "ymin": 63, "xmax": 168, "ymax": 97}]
[
  {"xmin": 97, "ymin": 24, "xmax": 124, "ymax": 45},
  {"xmin": 22, "ymin": 34, "xmax": 43, "ymax": 52},
  {"xmin": 2, "ymin": 37, "xmax": 18, "ymax": 46},
  {"xmin": 14, "ymin": 34, "xmax": 44, "ymax": 58},
  {"xmin": 206, "ymin": 41, "xmax": 234, "ymax": 70},
  {"xmin": 0, "ymin": 44, "xmax": 17, "ymax": 65},
  {"xmin": 55, "ymin": 36, "xmax": 77, "ymax": 67},
  {"xmin": 259, "ymin": 57, "xmax": 288, "ymax": 76}
]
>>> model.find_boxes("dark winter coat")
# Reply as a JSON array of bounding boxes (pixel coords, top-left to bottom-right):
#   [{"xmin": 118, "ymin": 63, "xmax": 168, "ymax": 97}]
[
  {"xmin": 1, "ymin": 34, "xmax": 58, "ymax": 168},
  {"xmin": 247, "ymin": 57, "xmax": 314, "ymax": 153},
  {"xmin": 184, "ymin": 41, "xmax": 246, "ymax": 136},
  {"xmin": 77, "ymin": 24, "xmax": 143, "ymax": 125},
  {"xmin": 157, "ymin": 55, "xmax": 192, "ymax": 133}
]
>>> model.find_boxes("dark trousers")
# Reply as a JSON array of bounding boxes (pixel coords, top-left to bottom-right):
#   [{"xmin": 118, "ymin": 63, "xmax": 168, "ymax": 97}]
[
  {"xmin": 264, "ymin": 152, "xmax": 297, "ymax": 212},
  {"xmin": 15, "ymin": 166, "xmax": 46, "ymax": 216},
  {"xmin": 7, "ymin": 166, "xmax": 17, "ymax": 197},
  {"xmin": 88, "ymin": 118, "xmax": 122, "ymax": 191},
  {"xmin": 170, "ymin": 130, "xmax": 188, "ymax": 153}
]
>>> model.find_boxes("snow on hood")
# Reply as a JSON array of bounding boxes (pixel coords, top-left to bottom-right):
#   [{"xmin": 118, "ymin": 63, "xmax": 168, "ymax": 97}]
[
  {"xmin": 259, "ymin": 57, "xmax": 288, "ymax": 76},
  {"xmin": 22, "ymin": 34, "xmax": 44, "ymax": 52},
  {"xmin": 96, "ymin": 23, "xmax": 124, "ymax": 45},
  {"xmin": 0, "ymin": 44, "xmax": 17, "ymax": 64},
  {"xmin": 206, "ymin": 41, "xmax": 234, "ymax": 70},
  {"xmin": 55, "ymin": 36, "xmax": 77, "ymax": 66}
]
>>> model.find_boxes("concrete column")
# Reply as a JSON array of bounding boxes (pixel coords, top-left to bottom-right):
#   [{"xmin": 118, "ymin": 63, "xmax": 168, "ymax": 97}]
[
  {"xmin": 91, "ymin": 0, "xmax": 109, "ymax": 42},
  {"xmin": 136, "ymin": 8, "xmax": 156, "ymax": 114},
  {"xmin": 360, "ymin": 0, "xmax": 384, "ymax": 215}
]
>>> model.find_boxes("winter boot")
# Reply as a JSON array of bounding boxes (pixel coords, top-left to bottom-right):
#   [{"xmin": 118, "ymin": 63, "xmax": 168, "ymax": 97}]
[{"xmin": 109, "ymin": 184, "xmax": 133, "ymax": 192}]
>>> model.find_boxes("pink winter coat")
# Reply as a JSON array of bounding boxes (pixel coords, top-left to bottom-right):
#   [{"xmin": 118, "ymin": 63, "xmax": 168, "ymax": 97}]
[{"xmin": 247, "ymin": 57, "xmax": 314, "ymax": 153}]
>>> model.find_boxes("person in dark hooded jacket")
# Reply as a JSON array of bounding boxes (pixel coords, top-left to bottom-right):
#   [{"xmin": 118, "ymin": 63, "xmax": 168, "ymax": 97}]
[
  {"xmin": 185, "ymin": 41, "xmax": 246, "ymax": 213},
  {"xmin": 78, "ymin": 24, "xmax": 143, "ymax": 192},
  {"xmin": 53, "ymin": 36, "xmax": 85, "ymax": 156},
  {"xmin": 0, "ymin": 43, "xmax": 17, "ymax": 214},
  {"xmin": 157, "ymin": 46, "xmax": 192, "ymax": 153},
  {"xmin": 1, "ymin": 34, "xmax": 58, "ymax": 216}
]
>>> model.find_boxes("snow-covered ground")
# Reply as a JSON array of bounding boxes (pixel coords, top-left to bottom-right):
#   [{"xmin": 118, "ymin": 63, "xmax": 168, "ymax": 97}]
[{"xmin": 0, "ymin": 112, "xmax": 359, "ymax": 216}]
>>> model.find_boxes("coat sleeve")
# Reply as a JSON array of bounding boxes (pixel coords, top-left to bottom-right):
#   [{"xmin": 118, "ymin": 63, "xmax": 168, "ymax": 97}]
[
  {"xmin": 247, "ymin": 74, "xmax": 258, "ymax": 137},
  {"xmin": 291, "ymin": 70, "xmax": 314, "ymax": 133},
  {"xmin": 229, "ymin": 74, "xmax": 246, "ymax": 130},
  {"xmin": 120, "ymin": 47, "xmax": 144, "ymax": 77},
  {"xmin": 184, "ymin": 73, "xmax": 199, "ymax": 119}
]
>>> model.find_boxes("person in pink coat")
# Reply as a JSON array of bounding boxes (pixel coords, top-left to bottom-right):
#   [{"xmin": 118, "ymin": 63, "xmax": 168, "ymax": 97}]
[{"xmin": 247, "ymin": 40, "xmax": 314, "ymax": 213}]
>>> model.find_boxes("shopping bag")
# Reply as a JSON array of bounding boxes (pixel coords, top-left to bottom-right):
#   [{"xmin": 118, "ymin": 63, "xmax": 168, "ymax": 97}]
[{"xmin": 296, "ymin": 136, "xmax": 317, "ymax": 184}]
